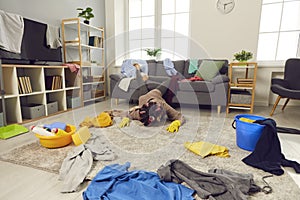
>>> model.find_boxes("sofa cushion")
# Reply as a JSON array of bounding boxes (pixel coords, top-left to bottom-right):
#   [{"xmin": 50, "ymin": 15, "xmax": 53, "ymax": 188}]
[
  {"xmin": 155, "ymin": 62, "xmax": 169, "ymax": 76},
  {"xmin": 196, "ymin": 60, "xmax": 225, "ymax": 81},
  {"xmin": 146, "ymin": 60, "xmax": 157, "ymax": 76},
  {"xmin": 173, "ymin": 60, "xmax": 185, "ymax": 75},
  {"xmin": 178, "ymin": 81, "xmax": 215, "ymax": 92},
  {"xmin": 148, "ymin": 62, "xmax": 157, "ymax": 76}
]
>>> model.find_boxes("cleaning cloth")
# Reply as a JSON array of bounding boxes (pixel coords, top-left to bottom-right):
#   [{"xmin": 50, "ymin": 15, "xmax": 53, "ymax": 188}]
[
  {"xmin": 97, "ymin": 112, "xmax": 113, "ymax": 127},
  {"xmin": 184, "ymin": 141, "xmax": 230, "ymax": 158}
]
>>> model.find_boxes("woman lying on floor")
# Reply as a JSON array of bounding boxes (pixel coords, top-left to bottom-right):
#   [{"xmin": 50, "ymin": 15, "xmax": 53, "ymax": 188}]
[
  {"xmin": 116, "ymin": 88, "xmax": 185, "ymax": 132},
  {"xmin": 114, "ymin": 62, "xmax": 184, "ymax": 132}
]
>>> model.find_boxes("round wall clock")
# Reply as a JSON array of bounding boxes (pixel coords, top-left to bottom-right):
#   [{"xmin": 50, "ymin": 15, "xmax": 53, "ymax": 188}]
[{"xmin": 217, "ymin": 0, "xmax": 235, "ymax": 14}]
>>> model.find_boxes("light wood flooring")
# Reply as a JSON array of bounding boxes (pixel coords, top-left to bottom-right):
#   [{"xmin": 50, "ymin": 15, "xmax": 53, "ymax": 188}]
[{"xmin": 0, "ymin": 99, "xmax": 299, "ymax": 200}]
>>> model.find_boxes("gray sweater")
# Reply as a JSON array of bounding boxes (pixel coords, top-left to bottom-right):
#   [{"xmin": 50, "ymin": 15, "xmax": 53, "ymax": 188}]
[{"xmin": 157, "ymin": 159, "xmax": 261, "ymax": 200}]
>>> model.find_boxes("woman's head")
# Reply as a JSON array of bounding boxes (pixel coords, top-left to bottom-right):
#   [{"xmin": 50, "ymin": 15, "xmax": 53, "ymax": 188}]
[{"xmin": 139, "ymin": 101, "xmax": 166, "ymax": 126}]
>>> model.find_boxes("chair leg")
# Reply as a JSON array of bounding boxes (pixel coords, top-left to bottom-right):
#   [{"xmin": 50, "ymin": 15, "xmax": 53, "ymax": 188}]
[
  {"xmin": 217, "ymin": 105, "xmax": 221, "ymax": 114},
  {"xmin": 282, "ymin": 98, "xmax": 290, "ymax": 111},
  {"xmin": 270, "ymin": 96, "xmax": 281, "ymax": 116}
]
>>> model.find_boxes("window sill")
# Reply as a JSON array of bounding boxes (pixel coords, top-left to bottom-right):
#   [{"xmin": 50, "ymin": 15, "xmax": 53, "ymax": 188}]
[{"xmin": 257, "ymin": 60, "xmax": 285, "ymax": 68}]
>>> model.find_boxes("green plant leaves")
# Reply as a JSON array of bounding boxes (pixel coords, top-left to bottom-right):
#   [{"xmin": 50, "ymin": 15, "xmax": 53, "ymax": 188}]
[
  {"xmin": 144, "ymin": 48, "xmax": 161, "ymax": 57},
  {"xmin": 233, "ymin": 50, "xmax": 253, "ymax": 62},
  {"xmin": 77, "ymin": 7, "xmax": 94, "ymax": 21}
]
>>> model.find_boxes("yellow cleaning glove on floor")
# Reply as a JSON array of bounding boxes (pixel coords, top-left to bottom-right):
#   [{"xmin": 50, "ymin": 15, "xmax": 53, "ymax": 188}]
[
  {"xmin": 166, "ymin": 120, "xmax": 181, "ymax": 133},
  {"xmin": 184, "ymin": 141, "xmax": 230, "ymax": 158},
  {"xmin": 119, "ymin": 117, "xmax": 130, "ymax": 128}
]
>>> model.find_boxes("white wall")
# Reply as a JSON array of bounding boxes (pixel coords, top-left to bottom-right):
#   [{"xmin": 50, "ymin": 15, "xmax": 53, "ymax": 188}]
[
  {"xmin": 190, "ymin": 0, "xmax": 262, "ymax": 61},
  {"xmin": 0, "ymin": 0, "xmax": 105, "ymax": 27}
]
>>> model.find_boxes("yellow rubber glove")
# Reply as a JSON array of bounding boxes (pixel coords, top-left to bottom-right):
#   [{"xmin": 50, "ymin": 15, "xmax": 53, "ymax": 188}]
[
  {"xmin": 166, "ymin": 120, "xmax": 181, "ymax": 133},
  {"xmin": 119, "ymin": 117, "xmax": 130, "ymax": 128}
]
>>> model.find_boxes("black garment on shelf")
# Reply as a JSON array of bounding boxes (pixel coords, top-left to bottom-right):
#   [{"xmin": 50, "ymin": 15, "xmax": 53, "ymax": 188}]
[{"xmin": 242, "ymin": 118, "xmax": 300, "ymax": 175}]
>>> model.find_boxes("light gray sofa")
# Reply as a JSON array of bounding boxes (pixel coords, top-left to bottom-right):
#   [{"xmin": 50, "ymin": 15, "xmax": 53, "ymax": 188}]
[{"xmin": 109, "ymin": 59, "xmax": 229, "ymax": 112}]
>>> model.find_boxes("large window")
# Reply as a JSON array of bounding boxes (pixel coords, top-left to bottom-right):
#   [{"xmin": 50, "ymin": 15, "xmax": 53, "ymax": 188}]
[
  {"xmin": 127, "ymin": 0, "xmax": 190, "ymax": 60},
  {"xmin": 257, "ymin": 0, "xmax": 300, "ymax": 61}
]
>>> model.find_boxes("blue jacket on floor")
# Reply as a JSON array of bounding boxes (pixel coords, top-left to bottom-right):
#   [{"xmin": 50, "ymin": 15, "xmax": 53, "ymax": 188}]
[{"xmin": 82, "ymin": 162, "xmax": 194, "ymax": 200}]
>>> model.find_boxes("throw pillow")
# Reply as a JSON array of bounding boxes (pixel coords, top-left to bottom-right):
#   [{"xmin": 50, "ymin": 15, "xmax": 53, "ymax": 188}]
[{"xmin": 195, "ymin": 60, "xmax": 224, "ymax": 81}]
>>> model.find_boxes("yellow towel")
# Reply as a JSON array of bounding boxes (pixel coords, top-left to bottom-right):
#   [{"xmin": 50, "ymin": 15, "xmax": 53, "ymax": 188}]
[
  {"xmin": 184, "ymin": 141, "xmax": 230, "ymax": 158},
  {"xmin": 97, "ymin": 112, "xmax": 113, "ymax": 127}
]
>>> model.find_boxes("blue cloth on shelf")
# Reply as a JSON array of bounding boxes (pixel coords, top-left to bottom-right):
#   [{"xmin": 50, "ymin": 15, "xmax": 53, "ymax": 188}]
[
  {"xmin": 163, "ymin": 58, "xmax": 177, "ymax": 76},
  {"xmin": 82, "ymin": 162, "xmax": 194, "ymax": 200},
  {"xmin": 121, "ymin": 59, "xmax": 148, "ymax": 78}
]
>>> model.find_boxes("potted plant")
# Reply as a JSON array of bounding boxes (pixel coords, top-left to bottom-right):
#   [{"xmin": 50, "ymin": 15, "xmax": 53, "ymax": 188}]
[
  {"xmin": 77, "ymin": 7, "xmax": 94, "ymax": 24},
  {"xmin": 144, "ymin": 48, "xmax": 161, "ymax": 60},
  {"xmin": 233, "ymin": 50, "xmax": 253, "ymax": 62}
]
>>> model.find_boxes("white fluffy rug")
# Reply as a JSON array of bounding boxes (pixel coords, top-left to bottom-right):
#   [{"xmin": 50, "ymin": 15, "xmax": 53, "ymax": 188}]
[{"xmin": 1, "ymin": 114, "xmax": 300, "ymax": 199}]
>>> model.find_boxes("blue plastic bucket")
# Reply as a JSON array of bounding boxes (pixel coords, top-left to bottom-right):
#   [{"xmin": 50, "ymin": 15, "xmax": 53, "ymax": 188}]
[{"xmin": 233, "ymin": 114, "xmax": 266, "ymax": 151}]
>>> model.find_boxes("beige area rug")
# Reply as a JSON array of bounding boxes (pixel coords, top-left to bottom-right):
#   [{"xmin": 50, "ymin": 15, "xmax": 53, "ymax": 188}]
[{"xmin": 0, "ymin": 115, "xmax": 300, "ymax": 199}]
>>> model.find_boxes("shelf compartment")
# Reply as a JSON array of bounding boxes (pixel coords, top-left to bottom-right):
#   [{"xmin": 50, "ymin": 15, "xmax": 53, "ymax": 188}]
[
  {"xmin": 16, "ymin": 67, "xmax": 43, "ymax": 94},
  {"xmin": 44, "ymin": 68, "xmax": 64, "ymax": 91},
  {"xmin": 20, "ymin": 93, "xmax": 46, "ymax": 120},
  {"xmin": 64, "ymin": 68, "xmax": 80, "ymax": 88},
  {"xmin": 46, "ymin": 91, "xmax": 65, "ymax": 114},
  {"xmin": 2, "ymin": 66, "xmax": 18, "ymax": 96},
  {"xmin": 230, "ymin": 90, "xmax": 252, "ymax": 104},
  {"xmin": 1, "ymin": 97, "xmax": 22, "ymax": 124}
]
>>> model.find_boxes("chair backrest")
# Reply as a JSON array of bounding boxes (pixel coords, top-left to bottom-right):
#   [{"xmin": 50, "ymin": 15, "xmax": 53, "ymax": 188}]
[{"xmin": 284, "ymin": 58, "xmax": 300, "ymax": 90}]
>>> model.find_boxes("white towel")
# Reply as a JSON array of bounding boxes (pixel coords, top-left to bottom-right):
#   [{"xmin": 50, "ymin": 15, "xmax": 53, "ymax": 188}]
[
  {"xmin": 118, "ymin": 77, "xmax": 134, "ymax": 92},
  {"xmin": 0, "ymin": 10, "xmax": 24, "ymax": 53},
  {"xmin": 46, "ymin": 25, "xmax": 62, "ymax": 49}
]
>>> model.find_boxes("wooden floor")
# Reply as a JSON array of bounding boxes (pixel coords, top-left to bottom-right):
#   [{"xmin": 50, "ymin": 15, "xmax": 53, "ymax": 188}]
[{"xmin": 0, "ymin": 99, "xmax": 299, "ymax": 200}]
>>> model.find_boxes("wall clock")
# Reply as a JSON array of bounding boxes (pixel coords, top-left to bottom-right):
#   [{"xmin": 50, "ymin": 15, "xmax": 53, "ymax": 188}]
[{"xmin": 217, "ymin": 0, "xmax": 235, "ymax": 14}]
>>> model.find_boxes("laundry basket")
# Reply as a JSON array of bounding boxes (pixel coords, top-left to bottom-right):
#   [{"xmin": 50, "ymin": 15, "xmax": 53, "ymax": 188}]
[{"xmin": 232, "ymin": 114, "xmax": 266, "ymax": 151}]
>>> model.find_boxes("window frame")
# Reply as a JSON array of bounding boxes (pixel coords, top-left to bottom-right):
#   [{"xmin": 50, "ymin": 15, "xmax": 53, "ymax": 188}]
[
  {"xmin": 125, "ymin": 0, "xmax": 191, "ymax": 60},
  {"xmin": 257, "ymin": 0, "xmax": 300, "ymax": 63}
]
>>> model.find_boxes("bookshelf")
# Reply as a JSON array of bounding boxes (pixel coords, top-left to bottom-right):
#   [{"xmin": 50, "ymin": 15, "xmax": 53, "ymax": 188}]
[
  {"xmin": 0, "ymin": 64, "xmax": 80, "ymax": 124},
  {"xmin": 227, "ymin": 62, "xmax": 258, "ymax": 114},
  {"xmin": 61, "ymin": 18, "xmax": 106, "ymax": 105}
]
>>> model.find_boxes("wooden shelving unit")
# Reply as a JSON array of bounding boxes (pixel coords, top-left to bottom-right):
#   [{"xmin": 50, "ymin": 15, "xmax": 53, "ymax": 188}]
[
  {"xmin": 0, "ymin": 64, "xmax": 80, "ymax": 124},
  {"xmin": 227, "ymin": 62, "xmax": 258, "ymax": 114},
  {"xmin": 61, "ymin": 18, "xmax": 106, "ymax": 105}
]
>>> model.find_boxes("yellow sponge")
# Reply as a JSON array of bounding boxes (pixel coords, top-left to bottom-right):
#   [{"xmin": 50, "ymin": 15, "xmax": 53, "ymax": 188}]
[
  {"xmin": 239, "ymin": 117, "xmax": 255, "ymax": 123},
  {"xmin": 71, "ymin": 126, "xmax": 91, "ymax": 146}
]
